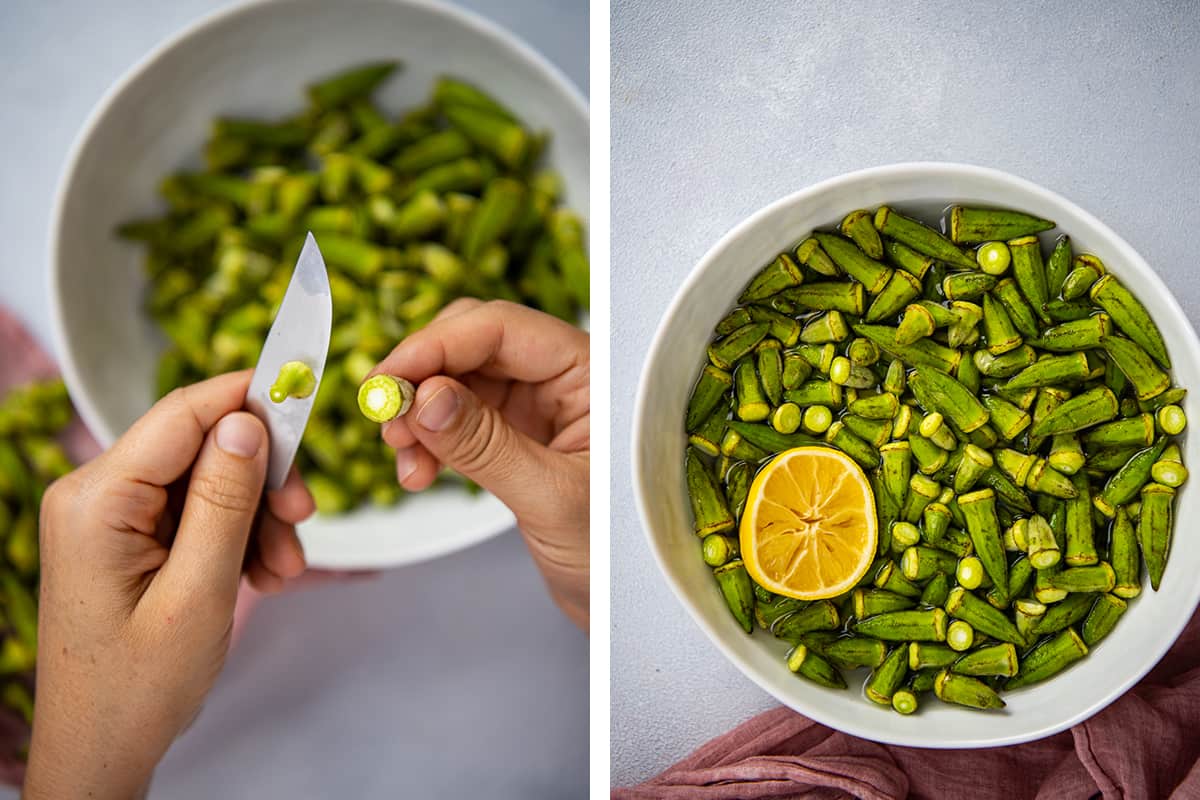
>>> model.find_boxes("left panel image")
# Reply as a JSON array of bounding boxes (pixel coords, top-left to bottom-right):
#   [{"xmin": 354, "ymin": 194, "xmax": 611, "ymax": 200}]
[{"xmin": 0, "ymin": 0, "xmax": 589, "ymax": 796}]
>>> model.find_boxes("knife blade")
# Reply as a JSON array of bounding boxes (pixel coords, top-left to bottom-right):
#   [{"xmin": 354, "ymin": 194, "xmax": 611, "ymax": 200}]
[{"xmin": 245, "ymin": 232, "xmax": 332, "ymax": 490}]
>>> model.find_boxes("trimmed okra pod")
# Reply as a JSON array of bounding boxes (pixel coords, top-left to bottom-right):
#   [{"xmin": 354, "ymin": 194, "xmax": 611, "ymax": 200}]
[{"xmin": 358, "ymin": 375, "xmax": 415, "ymax": 422}]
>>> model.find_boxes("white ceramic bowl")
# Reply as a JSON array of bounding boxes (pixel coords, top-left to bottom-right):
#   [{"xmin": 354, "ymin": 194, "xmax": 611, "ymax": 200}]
[
  {"xmin": 633, "ymin": 162, "xmax": 1200, "ymax": 747},
  {"xmin": 49, "ymin": 0, "xmax": 587, "ymax": 569}
]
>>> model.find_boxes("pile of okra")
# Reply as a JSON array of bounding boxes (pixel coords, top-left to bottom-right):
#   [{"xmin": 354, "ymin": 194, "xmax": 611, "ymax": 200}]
[
  {"xmin": 685, "ymin": 205, "xmax": 1188, "ymax": 713},
  {"xmin": 0, "ymin": 378, "xmax": 75, "ymax": 737},
  {"xmin": 118, "ymin": 62, "xmax": 588, "ymax": 514}
]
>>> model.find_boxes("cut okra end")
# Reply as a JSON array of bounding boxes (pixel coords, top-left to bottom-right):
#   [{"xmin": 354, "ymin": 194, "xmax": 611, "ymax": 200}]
[
  {"xmin": 357, "ymin": 374, "xmax": 416, "ymax": 423},
  {"xmin": 268, "ymin": 360, "xmax": 317, "ymax": 404}
]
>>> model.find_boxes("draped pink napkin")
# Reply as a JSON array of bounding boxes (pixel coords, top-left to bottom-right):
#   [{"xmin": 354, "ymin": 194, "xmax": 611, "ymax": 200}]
[{"xmin": 614, "ymin": 606, "xmax": 1200, "ymax": 800}]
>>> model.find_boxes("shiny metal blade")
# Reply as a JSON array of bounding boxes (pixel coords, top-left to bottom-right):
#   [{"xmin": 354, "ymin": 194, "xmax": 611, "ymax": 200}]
[{"xmin": 246, "ymin": 232, "xmax": 332, "ymax": 489}]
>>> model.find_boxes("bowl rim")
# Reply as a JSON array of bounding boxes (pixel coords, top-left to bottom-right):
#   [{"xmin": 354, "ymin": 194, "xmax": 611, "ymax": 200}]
[
  {"xmin": 632, "ymin": 160, "xmax": 1200, "ymax": 748},
  {"xmin": 47, "ymin": 0, "xmax": 589, "ymax": 449}
]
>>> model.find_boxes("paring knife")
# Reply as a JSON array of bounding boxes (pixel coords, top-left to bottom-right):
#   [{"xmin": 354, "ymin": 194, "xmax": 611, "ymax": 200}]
[{"xmin": 245, "ymin": 232, "xmax": 332, "ymax": 490}]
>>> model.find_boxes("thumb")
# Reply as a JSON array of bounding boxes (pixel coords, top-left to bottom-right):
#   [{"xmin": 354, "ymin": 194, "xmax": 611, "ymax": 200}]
[
  {"xmin": 158, "ymin": 412, "xmax": 268, "ymax": 605},
  {"xmin": 408, "ymin": 376, "xmax": 555, "ymax": 513}
]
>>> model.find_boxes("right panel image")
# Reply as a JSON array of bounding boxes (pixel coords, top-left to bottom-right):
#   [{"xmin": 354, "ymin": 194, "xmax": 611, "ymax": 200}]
[{"xmin": 611, "ymin": 1, "xmax": 1200, "ymax": 796}]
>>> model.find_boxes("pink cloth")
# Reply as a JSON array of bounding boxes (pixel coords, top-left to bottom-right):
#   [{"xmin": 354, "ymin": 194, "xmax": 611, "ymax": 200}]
[{"xmin": 615, "ymin": 607, "xmax": 1200, "ymax": 800}]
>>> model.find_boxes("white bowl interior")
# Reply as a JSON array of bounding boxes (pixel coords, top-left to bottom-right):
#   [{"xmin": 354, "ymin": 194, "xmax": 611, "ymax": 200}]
[
  {"xmin": 633, "ymin": 162, "xmax": 1200, "ymax": 747},
  {"xmin": 51, "ymin": 0, "xmax": 588, "ymax": 569}
]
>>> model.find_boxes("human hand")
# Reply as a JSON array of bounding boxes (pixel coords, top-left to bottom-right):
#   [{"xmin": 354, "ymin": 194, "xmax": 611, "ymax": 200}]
[
  {"xmin": 374, "ymin": 299, "xmax": 590, "ymax": 631},
  {"xmin": 25, "ymin": 372, "xmax": 314, "ymax": 799}
]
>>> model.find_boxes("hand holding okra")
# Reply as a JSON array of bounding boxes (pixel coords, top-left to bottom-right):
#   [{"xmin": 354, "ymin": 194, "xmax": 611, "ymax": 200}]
[
  {"xmin": 371, "ymin": 299, "xmax": 591, "ymax": 631},
  {"xmin": 25, "ymin": 372, "xmax": 315, "ymax": 799}
]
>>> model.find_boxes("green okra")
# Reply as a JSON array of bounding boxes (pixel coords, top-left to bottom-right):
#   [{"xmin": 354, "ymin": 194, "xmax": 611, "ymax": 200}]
[
  {"xmin": 804, "ymin": 635, "xmax": 887, "ymax": 670},
  {"xmin": 1151, "ymin": 442, "xmax": 1188, "ymax": 488},
  {"xmin": 1102, "ymin": 335, "xmax": 1170, "ymax": 401},
  {"xmin": 874, "ymin": 206, "xmax": 977, "ymax": 269},
  {"xmin": 1156, "ymin": 405, "xmax": 1187, "ymax": 437},
  {"xmin": 757, "ymin": 596, "xmax": 808, "ymax": 630},
  {"xmin": 948, "ymin": 206, "xmax": 1054, "ymax": 243},
  {"xmin": 1025, "ymin": 514, "xmax": 1061, "ymax": 569},
  {"xmin": 781, "ymin": 352, "xmax": 813, "ymax": 390},
  {"xmin": 992, "ymin": 278, "xmax": 1041, "ymax": 339},
  {"xmin": 918, "ymin": 412, "xmax": 956, "ymax": 450},
  {"xmin": 945, "ymin": 586, "xmax": 1025, "ymax": 646},
  {"xmin": 741, "ymin": 253, "xmax": 804, "ymax": 302},
  {"xmin": 1138, "ymin": 482, "xmax": 1174, "ymax": 590},
  {"xmin": 725, "ymin": 420, "xmax": 819, "ymax": 452},
  {"xmin": 953, "ymin": 444, "xmax": 993, "ymax": 494},
  {"xmin": 865, "ymin": 270, "xmax": 923, "ymax": 323},
  {"xmin": 920, "ymin": 571, "xmax": 952, "ymax": 608},
  {"xmin": 1005, "ymin": 352, "xmax": 1091, "ymax": 392},
  {"xmin": 896, "ymin": 304, "xmax": 937, "ymax": 345},
  {"xmin": 981, "ymin": 292, "xmax": 1023, "ymax": 355},
  {"xmin": 907, "ymin": 368, "xmax": 990, "ymax": 433},
  {"xmin": 891, "ymin": 689, "xmax": 919, "ymax": 714},
  {"xmin": 1007, "ymin": 628, "xmax": 1089, "ymax": 690},
  {"xmin": 923, "ymin": 501, "xmax": 952, "ymax": 544},
  {"xmin": 980, "ymin": 394, "xmax": 1030, "ymax": 441},
  {"xmin": 1081, "ymin": 592, "xmax": 1128, "ymax": 647},
  {"xmin": 1090, "ymin": 274, "xmax": 1170, "ymax": 369},
  {"xmin": 1062, "ymin": 254, "xmax": 1106, "ymax": 300},
  {"xmin": 786, "ymin": 644, "xmax": 847, "ymax": 689},
  {"xmin": 909, "ymin": 642, "xmax": 958, "ymax": 671},
  {"xmin": 942, "ymin": 272, "xmax": 998, "ymax": 302},
  {"xmin": 794, "ymin": 343, "xmax": 837, "ymax": 373},
  {"xmin": 900, "ymin": 546, "xmax": 959, "ymax": 582},
  {"xmin": 976, "ymin": 241, "xmax": 1011, "ymax": 275},
  {"xmin": 1140, "ymin": 386, "xmax": 1187, "ymax": 413},
  {"xmin": 1083, "ymin": 414, "xmax": 1155, "ymax": 449},
  {"xmin": 724, "ymin": 461, "xmax": 752, "ymax": 519},
  {"xmin": 841, "ymin": 209, "xmax": 884, "ymax": 259},
  {"xmin": 992, "ymin": 554, "xmax": 1034, "ymax": 608},
  {"xmin": 770, "ymin": 403, "xmax": 802, "ymax": 435},
  {"xmin": 784, "ymin": 379, "xmax": 843, "ymax": 408},
  {"xmin": 1095, "ymin": 438, "xmax": 1167, "ymax": 516},
  {"xmin": 811, "ymin": 232, "xmax": 892, "ymax": 294},
  {"xmin": 843, "ymin": 415, "xmax": 891, "ymax": 448},
  {"xmin": 708, "ymin": 323, "xmax": 770, "ymax": 370},
  {"xmin": 890, "ymin": 521, "xmax": 921, "ymax": 550},
  {"xmin": 935, "ymin": 670, "xmax": 1005, "ymax": 710},
  {"xmin": 973, "ymin": 345, "xmax": 1036, "ymax": 378},
  {"xmin": 865, "ymin": 645, "xmax": 910, "ymax": 705},
  {"xmin": 794, "ymin": 236, "xmax": 840, "ymax": 276},
  {"xmin": 855, "ymin": 608, "xmax": 947, "ymax": 642},
  {"xmin": 686, "ymin": 449, "xmax": 735, "ymax": 536},
  {"xmin": 824, "ymin": 421, "xmax": 880, "ymax": 469},
  {"xmin": 849, "ymin": 391, "xmax": 900, "ymax": 419},
  {"xmin": 1043, "ymin": 562, "xmax": 1116, "ymax": 595},
  {"xmin": 1044, "ymin": 234, "xmax": 1073, "ymax": 297},
  {"xmin": 1064, "ymin": 472, "xmax": 1098, "ymax": 566},
  {"xmin": 880, "ymin": 441, "xmax": 912, "ymax": 507},
  {"xmin": 886, "ymin": 240, "xmax": 934, "ymax": 278},
  {"xmin": 1108, "ymin": 505, "xmax": 1141, "ymax": 598},
  {"xmin": 1048, "ymin": 434, "xmax": 1085, "ymax": 476},
  {"xmin": 853, "ymin": 588, "xmax": 917, "ymax": 619},
  {"xmin": 1007, "ymin": 235, "xmax": 1050, "ymax": 322},
  {"xmin": 773, "ymin": 601, "xmax": 841, "ymax": 641},
  {"xmin": 800, "ymin": 311, "xmax": 850, "ymax": 344},
  {"xmin": 687, "ymin": 406, "xmax": 727, "ymax": 457},
  {"xmin": 829, "ymin": 357, "xmax": 877, "ymax": 389},
  {"xmin": 853, "ymin": 324, "xmax": 961, "ymax": 373},
  {"xmin": 715, "ymin": 308, "xmax": 753, "ymax": 336},
  {"xmin": 952, "ymin": 642, "xmax": 1019, "ymax": 678},
  {"xmin": 720, "ymin": 429, "xmax": 770, "ymax": 461},
  {"xmin": 714, "ymin": 560, "xmax": 756, "ymax": 633},
  {"xmin": 1029, "ymin": 314, "xmax": 1112, "ymax": 352},
  {"xmin": 733, "ymin": 361, "xmax": 770, "ymax": 422},
  {"xmin": 947, "ymin": 619, "xmax": 975, "ymax": 651},
  {"xmin": 686, "ymin": 365, "xmax": 733, "ymax": 431},
  {"xmin": 874, "ymin": 560, "xmax": 924, "ymax": 599},
  {"xmin": 957, "ymin": 489, "xmax": 1009, "ymax": 597},
  {"xmin": 701, "ymin": 534, "xmax": 737, "ymax": 567},
  {"xmin": 307, "ymin": 61, "xmax": 398, "ymax": 109},
  {"xmin": 947, "ymin": 301, "xmax": 985, "ymax": 349},
  {"xmin": 745, "ymin": 306, "xmax": 802, "ymax": 346},
  {"xmin": 1030, "ymin": 386, "xmax": 1119, "ymax": 438},
  {"xmin": 902, "ymin": 472, "xmax": 942, "ymax": 521}
]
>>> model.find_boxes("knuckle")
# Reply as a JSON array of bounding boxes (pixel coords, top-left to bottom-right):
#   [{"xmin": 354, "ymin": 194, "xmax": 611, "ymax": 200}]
[
  {"xmin": 188, "ymin": 471, "xmax": 261, "ymax": 515},
  {"xmin": 451, "ymin": 408, "xmax": 518, "ymax": 484}
]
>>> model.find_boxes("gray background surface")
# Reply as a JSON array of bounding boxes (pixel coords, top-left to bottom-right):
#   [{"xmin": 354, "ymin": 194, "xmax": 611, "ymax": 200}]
[
  {"xmin": 0, "ymin": 0, "xmax": 588, "ymax": 797},
  {"xmin": 611, "ymin": 0, "xmax": 1200, "ymax": 786}
]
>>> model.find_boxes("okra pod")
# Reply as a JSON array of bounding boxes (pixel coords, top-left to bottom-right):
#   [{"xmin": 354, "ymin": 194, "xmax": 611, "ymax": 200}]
[
  {"xmin": 907, "ymin": 368, "xmax": 990, "ymax": 433},
  {"xmin": 1006, "ymin": 628, "xmax": 1089, "ymax": 690},
  {"xmin": 935, "ymin": 670, "xmax": 1005, "ymax": 710},
  {"xmin": 1083, "ymin": 414, "xmax": 1155, "ymax": 449},
  {"xmin": 953, "ymin": 444, "xmax": 993, "ymax": 494},
  {"xmin": 794, "ymin": 236, "xmax": 840, "ymax": 276},
  {"xmin": 1064, "ymin": 473, "xmax": 1097, "ymax": 566},
  {"xmin": 734, "ymin": 361, "xmax": 770, "ymax": 422},
  {"xmin": 714, "ymin": 560, "xmax": 756, "ymax": 633},
  {"xmin": 1151, "ymin": 442, "xmax": 1187, "ymax": 488},
  {"xmin": 1043, "ymin": 562, "xmax": 1116, "ymax": 595},
  {"xmin": 853, "ymin": 588, "xmax": 917, "ymax": 619},
  {"xmin": 909, "ymin": 642, "xmax": 958, "ymax": 671},
  {"xmin": 770, "ymin": 403, "xmax": 802, "ymax": 435},
  {"xmin": 773, "ymin": 600, "xmax": 840, "ymax": 641},
  {"xmin": 1029, "ymin": 386, "xmax": 1119, "ymax": 438},
  {"xmin": 802, "ymin": 405, "xmax": 834, "ymax": 434},
  {"xmin": 955, "ymin": 556, "xmax": 985, "ymax": 591},
  {"xmin": 981, "ymin": 394, "xmax": 1030, "ymax": 441},
  {"xmin": 1090, "ymin": 274, "xmax": 1170, "ymax": 369},
  {"xmin": 807, "ymin": 635, "xmax": 887, "ymax": 669},
  {"xmin": 1047, "ymin": 434, "xmax": 1085, "ymax": 476},
  {"xmin": 1061, "ymin": 254, "xmax": 1106, "ymax": 300},
  {"xmin": 853, "ymin": 324, "xmax": 961, "ymax": 373},
  {"xmin": 942, "ymin": 272, "xmax": 998, "ymax": 302},
  {"xmin": 1138, "ymin": 482, "xmax": 1174, "ymax": 590},
  {"xmin": 1029, "ymin": 314, "xmax": 1111, "ymax": 352},
  {"xmin": 1008, "ymin": 235, "xmax": 1050, "ymax": 322},
  {"xmin": 1095, "ymin": 438, "xmax": 1167, "ymax": 515},
  {"xmin": 896, "ymin": 304, "xmax": 937, "ymax": 345},
  {"xmin": 902, "ymin": 473, "xmax": 942, "ymax": 522},
  {"xmin": 1044, "ymin": 234, "xmax": 1073, "ymax": 297},
  {"xmin": 843, "ymin": 415, "xmax": 891, "ymax": 448},
  {"xmin": 973, "ymin": 345, "xmax": 1037, "ymax": 378},
  {"xmin": 919, "ymin": 571, "xmax": 952, "ymax": 607},
  {"xmin": 948, "ymin": 620, "xmax": 976, "ymax": 654},
  {"xmin": 686, "ymin": 365, "xmax": 733, "ymax": 431},
  {"xmin": 923, "ymin": 501, "xmax": 952, "ymax": 544},
  {"xmin": 708, "ymin": 323, "xmax": 770, "ymax": 370},
  {"xmin": 874, "ymin": 206, "xmax": 977, "ymax": 269},
  {"xmin": 1108, "ymin": 506, "xmax": 1141, "ymax": 598},
  {"xmin": 849, "ymin": 391, "xmax": 900, "ymax": 419},
  {"xmin": 886, "ymin": 240, "xmax": 934, "ymax": 278},
  {"xmin": 781, "ymin": 352, "xmax": 813, "ymax": 390},
  {"xmin": 865, "ymin": 645, "xmax": 910, "ymax": 705},
  {"xmin": 981, "ymin": 292, "xmax": 1023, "ymax": 355},
  {"xmin": 992, "ymin": 278, "xmax": 1040, "ymax": 339},
  {"xmin": 957, "ymin": 489, "xmax": 1008, "ymax": 598},
  {"xmin": 725, "ymin": 420, "xmax": 819, "ymax": 452},
  {"xmin": 701, "ymin": 534, "xmax": 737, "ymax": 567},
  {"xmin": 945, "ymin": 586, "xmax": 1025, "ymax": 646},
  {"xmin": 746, "ymin": 307, "xmax": 802, "ymax": 346},
  {"xmin": 874, "ymin": 560, "xmax": 924, "ymax": 599},
  {"xmin": 812, "ymin": 232, "xmax": 892, "ymax": 294},
  {"xmin": 978, "ymin": 466, "xmax": 1034, "ymax": 512},
  {"xmin": 1005, "ymin": 352, "xmax": 1091, "ymax": 392},
  {"xmin": 841, "ymin": 209, "xmax": 885, "ymax": 259},
  {"xmin": 865, "ymin": 270, "xmax": 923, "ymax": 322},
  {"xmin": 824, "ymin": 421, "xmax": 880, "ymax": 469},
  {"xmin": 686, "ymin": 449, "xmax": 734, "ymax": 536},
  {"xmin": 1102, "ymin": 335, "xmax": 1170, "ymax": 401},
  {"xmin": 1156, "ymin": 405, "xmax": 1187, "ymax": 437},
  {"xmin": 1025, "ymin": 515, "xmax": 1061, "ymax": 569},
  {"xmin": 785, "ymin": 644, "xmax": 847, "ymax": 689},
  {"xmin": 856, "ymin": 608, "xmax": 948, "ymax": 642},
  {"xmin": 976, "ymin": 241, "xmax": 1011, "ymax": 275},
  {"xmin": 741, "ymin": 253, "xmax": 804, "ymax": 302},
  {"xmin": 948, "ymin": 206, "xmax": 1054, "ymax": 243},
  {"xmin": 800, "ymin": 311, "xmax": 850, "ymax": 344},
  {"xmin": 1081, "ymin": 593, "xmax": 1127, "ymax": 647},
  {"xmin": 953, "ymin": 642, "xmax": 1019, "ymax": 678},
  {"xmin": 900, "ymin": 546, "xmax": 959, "ymax": 582}
]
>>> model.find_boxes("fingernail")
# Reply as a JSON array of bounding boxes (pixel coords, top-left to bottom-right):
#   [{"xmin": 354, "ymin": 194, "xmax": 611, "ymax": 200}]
[
  {"xmin": 415, "ymin": 387, "xmax": 460, "ymax": 432},
  {"xmin": 395, "ymin": 447, "xmax": 418, "ymax": 482},
  {"xmin": 216, "ymin": 414, "xmax": 263, "ymax": 458}
]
